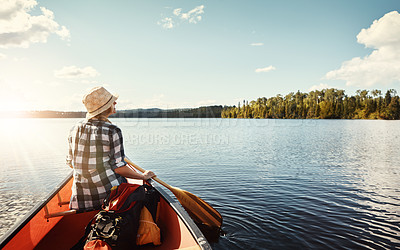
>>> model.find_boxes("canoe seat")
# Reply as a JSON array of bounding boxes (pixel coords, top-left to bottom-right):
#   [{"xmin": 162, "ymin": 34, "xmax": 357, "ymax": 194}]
[
  {"xmin": 44, "ymin": 207, "xmax": 77, "ymax": 219},
  {"xmin": 41, "ymin": 192, "xmax": 77, "ymax": 219},
  {"xmin": 57, "ymin": 193, "xmax": 70, "ymax": 206}
]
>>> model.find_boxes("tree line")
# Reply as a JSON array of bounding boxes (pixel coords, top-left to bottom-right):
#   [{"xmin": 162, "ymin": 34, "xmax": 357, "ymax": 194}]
[
  {"xmin": 5, "ymin": 89, "xmax": 400, "ymax": 120},
  {"xmin": 221, "ymin": 89, "xmax": 400, "ymax": 120}
]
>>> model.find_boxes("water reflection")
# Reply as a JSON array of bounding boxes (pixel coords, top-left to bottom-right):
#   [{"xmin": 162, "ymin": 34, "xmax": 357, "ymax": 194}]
[
  {"xmin": 0, "ymin": 118, "xmax": 78, "ymax": 237},
  {"xmin": 0, "ymin": 119, "xmax": 399, "ymax": 249}
]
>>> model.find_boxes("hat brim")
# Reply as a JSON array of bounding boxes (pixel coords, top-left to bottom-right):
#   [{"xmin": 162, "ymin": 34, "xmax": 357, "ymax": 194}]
[{"xmin": 86, "ymin": 94, "xmax": 118, "ymax": 119}]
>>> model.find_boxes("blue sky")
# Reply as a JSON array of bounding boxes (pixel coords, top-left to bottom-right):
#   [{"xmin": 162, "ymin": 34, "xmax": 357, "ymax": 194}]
[{"xmin": 0, "ymin": 0, "xmax": 399, "ymax": 111}]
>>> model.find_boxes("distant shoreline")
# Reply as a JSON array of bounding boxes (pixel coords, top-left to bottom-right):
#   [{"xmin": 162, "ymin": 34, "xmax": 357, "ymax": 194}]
[
  {"xmin": 0, "ymin": 106, "xmax": 224, "ymax": 119},
  {"xmin": 3, "ymin": 88, "xmax": 400, "ymax": 120}
]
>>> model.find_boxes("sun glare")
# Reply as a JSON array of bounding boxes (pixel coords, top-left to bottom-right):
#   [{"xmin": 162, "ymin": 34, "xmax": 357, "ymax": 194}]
[{"xmin": 0, "ymin": 98, "xmax": 30, "ymax": 117}]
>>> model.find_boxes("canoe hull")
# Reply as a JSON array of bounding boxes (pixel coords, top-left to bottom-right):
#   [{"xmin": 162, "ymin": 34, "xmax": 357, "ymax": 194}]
[{"xmin": 0, "ymin": 172, "xmax": 211, "ymax": 250}]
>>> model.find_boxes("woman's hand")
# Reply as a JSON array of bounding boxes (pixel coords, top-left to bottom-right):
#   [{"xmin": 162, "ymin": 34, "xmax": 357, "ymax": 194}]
[
  {"xmin": 142, "ymin": 170, "xmax": 156, "ymax": 180},
  {"xmin": 115, "ymin": 166, "xmax": 155, "ymax": 181}
]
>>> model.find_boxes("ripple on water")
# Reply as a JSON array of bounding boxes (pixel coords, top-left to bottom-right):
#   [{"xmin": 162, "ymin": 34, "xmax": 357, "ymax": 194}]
[
  {"xmin": 1, "ymin": 119, "xmax": 400, "ymax": 250},
  {"xmin": 0, "ymin": 191, "xmax": 45, "ymax": 237}
]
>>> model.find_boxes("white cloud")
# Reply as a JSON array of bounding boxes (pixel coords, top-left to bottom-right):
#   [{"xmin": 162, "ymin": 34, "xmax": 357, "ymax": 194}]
[
  {"xmin": 54, "ymin": 66, "xmax": 99, "ymax": 79},
  {"xmin": 308, "ymin": 83, "xmax": 331, "ymax": 92},
  {"xmin": 173, "ymin": 8, "xmax": 182, "ymax": 16},
  {"xmin": 159, "ymin": 5, "xmax": 204, "ymax": 29},
  {"xmin": 325, "ymin": 11, "xmax": 400, "ymax": 87},
  {"xmin": 179, "ymin": 5, "xmax": 204, "ymax": 24},
  {"xmin": 0, "ymin": 53, "xmax": 6, "ymax": 59},
  {"xmin": 158, "ymin": 17, "xmax": 174, "ymax": 29},
  {"xmin": 255, "ymin": 65, "xmax": 276, "ymax": 73},
  {"xmin": 250, "ymin": 43, "xmax": 264, "ymax": 46},
  {"xmin": 0, "ymin": 0, "xmax": 70, "ymax": 48},
  {"xmin": 0, "ymin": 0, "xmax": 36, "ymax": 20}
]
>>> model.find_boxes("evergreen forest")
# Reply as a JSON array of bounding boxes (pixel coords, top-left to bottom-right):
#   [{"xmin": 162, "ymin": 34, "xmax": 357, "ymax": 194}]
[{"xmin": 221, "ymin": 89, "xmax": 400, "ymax": 120}]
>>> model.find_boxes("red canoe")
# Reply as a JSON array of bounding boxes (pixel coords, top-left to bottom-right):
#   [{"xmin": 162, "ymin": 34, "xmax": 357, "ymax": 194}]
[{"xmin": 0, "ymin": 172, "xmax": 211, "ymax": 249}]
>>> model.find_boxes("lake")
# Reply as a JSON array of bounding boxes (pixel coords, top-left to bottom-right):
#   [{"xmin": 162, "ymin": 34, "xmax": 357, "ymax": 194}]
[{"xmin": 0, "ymin": 118, "xmax": 399, "ymax": 249}]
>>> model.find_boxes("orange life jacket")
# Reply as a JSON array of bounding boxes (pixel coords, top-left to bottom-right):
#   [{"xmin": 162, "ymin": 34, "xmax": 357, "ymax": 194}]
[{"xmin": 136, "ymin": 203, "xmax": 161, "ymax": 245}]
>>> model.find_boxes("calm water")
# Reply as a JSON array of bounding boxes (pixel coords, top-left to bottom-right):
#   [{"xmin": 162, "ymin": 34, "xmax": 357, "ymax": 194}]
[{"xmin": 0, "ymin": 118, "xmax": 399, "ymax": 249}]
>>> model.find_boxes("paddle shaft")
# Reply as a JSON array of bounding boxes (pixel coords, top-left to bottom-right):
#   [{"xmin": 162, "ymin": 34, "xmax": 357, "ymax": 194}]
[{"xmin": 125, "ymin": 158, "xmax": 174, "ymax": 190}]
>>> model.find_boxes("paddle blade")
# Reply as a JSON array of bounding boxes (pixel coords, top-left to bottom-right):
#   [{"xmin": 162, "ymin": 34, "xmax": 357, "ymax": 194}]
[
  {"xmin": 170, "ymin": 187, "xmax": 222, "ymax": 229},
  {"xmin": 123, "ymin": 158, "xmax": 223, "ymax": 229}
]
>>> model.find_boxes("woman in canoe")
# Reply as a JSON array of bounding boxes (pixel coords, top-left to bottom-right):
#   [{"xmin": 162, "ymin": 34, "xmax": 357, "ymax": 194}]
[{"xmin": 66, "ymin": 86, "xmax": 155, "ymax": 211}]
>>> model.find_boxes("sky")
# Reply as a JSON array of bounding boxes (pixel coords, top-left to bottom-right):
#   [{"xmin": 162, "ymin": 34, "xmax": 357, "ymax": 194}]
[{"xmin": 0, "ymin": 0, "xmax": 399, "ymax": 111}]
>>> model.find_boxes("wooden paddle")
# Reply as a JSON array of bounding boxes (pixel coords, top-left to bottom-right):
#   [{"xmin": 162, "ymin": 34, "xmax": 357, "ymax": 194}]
[{"xmin": 124, "ymin": 157, "xmax": 222, "ymax": 229}]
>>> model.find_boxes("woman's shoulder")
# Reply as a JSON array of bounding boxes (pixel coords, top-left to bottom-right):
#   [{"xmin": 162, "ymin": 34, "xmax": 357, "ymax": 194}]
[
  {"xmin": 72, "ymin": 118, "xmax": 121, "ymax": 133},
  {"xmin": 97, "ymin": 120, "xmax": 121, "ymax": 133}
]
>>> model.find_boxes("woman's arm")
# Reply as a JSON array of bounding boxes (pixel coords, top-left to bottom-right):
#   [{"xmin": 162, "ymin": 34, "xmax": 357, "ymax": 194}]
[
  {"xmin": 109, "ymin": 126, "xmax": 155, "ymax": 180},
  {"xmin": 114, "ymin": 165, "xmax": 156, "ymax": 180}
]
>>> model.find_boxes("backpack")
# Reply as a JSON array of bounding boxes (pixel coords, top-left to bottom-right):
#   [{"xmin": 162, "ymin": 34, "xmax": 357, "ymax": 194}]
[{"xmin": 75, "ymin": 183, "xmax": 146, "ymax": 249}]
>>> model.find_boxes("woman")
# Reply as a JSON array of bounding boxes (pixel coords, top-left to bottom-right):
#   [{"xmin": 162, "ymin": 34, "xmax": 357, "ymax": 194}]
[{"xmin": 66, "ymin": 86, "xmax": 155, "ymax": 211}]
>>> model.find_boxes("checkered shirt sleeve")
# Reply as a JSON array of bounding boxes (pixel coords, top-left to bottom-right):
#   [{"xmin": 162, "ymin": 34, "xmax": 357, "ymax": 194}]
[
  {"xmin": 67, "ymin": 119, "xmax": 127, "ymax": 211},
  {"xmin": 109, "ymin": 126, "xmax": 127, "ymax": 169}
]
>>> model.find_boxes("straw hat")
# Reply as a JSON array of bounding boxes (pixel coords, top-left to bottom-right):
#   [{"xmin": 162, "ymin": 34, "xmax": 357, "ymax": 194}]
[{"xmin": 82, "ymin": 86, "xmax": 118, "ymax": 119}]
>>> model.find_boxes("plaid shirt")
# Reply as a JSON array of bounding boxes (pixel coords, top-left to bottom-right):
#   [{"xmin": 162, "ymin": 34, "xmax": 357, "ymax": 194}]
[{"xmin": 67, "ymin": 119, "xmax": 127, "ymax": 211}]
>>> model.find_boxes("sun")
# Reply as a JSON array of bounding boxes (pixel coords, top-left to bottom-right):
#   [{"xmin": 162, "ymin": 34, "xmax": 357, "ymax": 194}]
[{"xmin": 0, "ymin": 97, "xmax": 30, "ymax": 116}]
